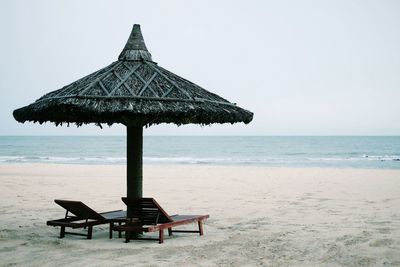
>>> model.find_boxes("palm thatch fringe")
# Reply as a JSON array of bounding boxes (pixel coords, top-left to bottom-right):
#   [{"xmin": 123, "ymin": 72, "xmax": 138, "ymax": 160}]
[{"xmin": 13, "ymin": 97, "xmax": 252, "ymax": 127}]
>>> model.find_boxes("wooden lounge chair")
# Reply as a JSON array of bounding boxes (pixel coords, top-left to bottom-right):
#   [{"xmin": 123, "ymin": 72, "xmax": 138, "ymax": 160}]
[
  {"xmin": 46, "ymin": 199, "xmax": 126, "ymax": 239},
  {"xmin": 111, "ymin": 197, "xmax": 209, "ymax": 243}
]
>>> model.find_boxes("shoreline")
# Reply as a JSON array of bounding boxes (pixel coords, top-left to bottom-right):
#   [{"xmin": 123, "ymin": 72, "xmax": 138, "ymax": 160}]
[
  {"xmin": 1, "ymin": 164, "xmax": 399, "ymax": 266},
  {"xmin": 1, "ymin": 162, "xmax": 400, "ymax": 171}
]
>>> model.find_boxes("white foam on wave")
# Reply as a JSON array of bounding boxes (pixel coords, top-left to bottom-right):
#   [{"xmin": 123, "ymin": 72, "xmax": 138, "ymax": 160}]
[
  {"xmin": 0, "ymin": 154, "xmax": 399, "ymax": 165},
  {"xmin": 362, "ymin": 155, "xmax": 400, "ymax": 161}
]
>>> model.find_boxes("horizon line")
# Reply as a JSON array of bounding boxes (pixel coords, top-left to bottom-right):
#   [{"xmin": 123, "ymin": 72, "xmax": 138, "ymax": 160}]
[{"xmin": 1, "ymin": 135, "xmax": 399, "ymax": 137}]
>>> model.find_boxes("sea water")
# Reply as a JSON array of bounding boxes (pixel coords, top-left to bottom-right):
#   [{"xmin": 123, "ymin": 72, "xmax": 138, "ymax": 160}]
[{"xmin": 0, "ymin": 136, "xmax": 399, "ymax": 169}]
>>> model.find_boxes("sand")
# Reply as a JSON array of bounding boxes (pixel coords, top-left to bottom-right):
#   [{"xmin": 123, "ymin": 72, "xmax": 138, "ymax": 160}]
[{"xmin": 0, "ymin": 164, "xmax": 399, "ymax": 266}]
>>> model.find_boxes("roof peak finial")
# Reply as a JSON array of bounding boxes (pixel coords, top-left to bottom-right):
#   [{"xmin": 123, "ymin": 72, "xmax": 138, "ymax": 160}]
[{"xmin": 118, "ymin": 24, "xmax": 153, "ymax": 61}]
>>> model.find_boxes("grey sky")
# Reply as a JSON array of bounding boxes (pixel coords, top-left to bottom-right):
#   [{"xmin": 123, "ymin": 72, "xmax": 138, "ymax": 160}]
[{"xmin": 1, "ymin": 0, "xmax": 399, "ymax": 135}]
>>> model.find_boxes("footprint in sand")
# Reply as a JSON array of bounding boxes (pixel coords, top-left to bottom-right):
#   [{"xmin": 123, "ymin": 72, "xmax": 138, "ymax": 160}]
[
  {"xmin": 374, "ymin": 227, "xmax": 392, "ymax": 234},
  {"xmin": 369, "ymin": 238, "xmax": 394, "ymax": 247},
  {"xmin": 299, "ymin": 192, "xmax": 313, "ymax": 201},
  {"xmin": 336, "ymin": 231, "xmax": 371, "ymax": 246}
]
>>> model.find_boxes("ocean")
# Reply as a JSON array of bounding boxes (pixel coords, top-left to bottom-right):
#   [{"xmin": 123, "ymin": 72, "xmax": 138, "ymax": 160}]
[{"xmin": 0, "ymin": 136, "xmax": 399, "ymax": 169}]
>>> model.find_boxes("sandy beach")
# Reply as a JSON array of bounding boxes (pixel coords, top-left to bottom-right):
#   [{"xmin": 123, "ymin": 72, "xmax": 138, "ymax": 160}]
[{"xmin": 0, "ymin": 163, "xmax": 399, "ymax": 266}]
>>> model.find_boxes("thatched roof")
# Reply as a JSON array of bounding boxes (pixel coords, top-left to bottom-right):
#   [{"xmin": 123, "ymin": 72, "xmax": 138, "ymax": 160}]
[{"xmin": 13, "ymin": 25, "xmax": 253, "ymax": 127}]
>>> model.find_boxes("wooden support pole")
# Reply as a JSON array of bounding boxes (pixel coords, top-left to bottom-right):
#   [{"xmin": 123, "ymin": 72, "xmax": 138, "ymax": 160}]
[{"xmin": 126, "ymin": 126, "xmax": 143, "ymax": 217}]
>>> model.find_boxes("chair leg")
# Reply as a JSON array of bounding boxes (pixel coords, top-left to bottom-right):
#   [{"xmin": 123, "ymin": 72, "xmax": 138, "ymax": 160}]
[
  {"xmin": 87, "ymin": 226, "xmax": 93, "ymax": 239},
  {"xmin": 109, "ymin": 223, "xmax": 113, "ymax": 239},
  {"xmin": 198, "ymin": 221, "xmax": 204, "ymax": 236},
  {"xmin": 118, "ymin": 222, "xmax": 122, "ymax": 238},
  {"xmin": 60, "ymin": 226, "xmax": 65, "ymax": 238},
  {"xmin": 159, "ymin": 229, "xmax": 164, "ymax": 244},
  {"xmin": 125, "ymin": 231, "xmax": 130, "ymax": 243},
  {"xmin": 168, "ymin": 228, "xmax": 173, "ymax": 236}
]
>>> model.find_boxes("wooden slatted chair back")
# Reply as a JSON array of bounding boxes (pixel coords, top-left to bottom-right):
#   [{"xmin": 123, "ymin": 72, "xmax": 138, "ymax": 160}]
[
  {"xmin": 54, "ymin": 199, "xmax": 104, "ymax": 220},
  {"xmin": 121, "ymin": 197, "xmax": 173, "ymax": 225}
]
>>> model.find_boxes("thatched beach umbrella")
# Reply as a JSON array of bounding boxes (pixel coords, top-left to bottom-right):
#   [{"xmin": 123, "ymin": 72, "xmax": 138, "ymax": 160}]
[{"xmin": 13, "ymin": 24, "xmax": 253, "ymax": 213}]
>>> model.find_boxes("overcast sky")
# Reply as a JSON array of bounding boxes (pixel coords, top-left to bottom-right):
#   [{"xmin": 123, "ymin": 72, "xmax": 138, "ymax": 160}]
[{"xmin": 1, "ymin": 0, "xmax": 399, "ymax": 136}]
